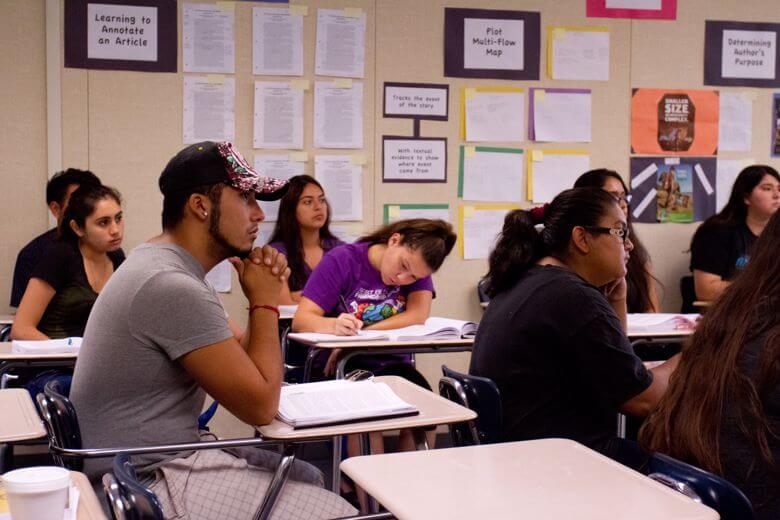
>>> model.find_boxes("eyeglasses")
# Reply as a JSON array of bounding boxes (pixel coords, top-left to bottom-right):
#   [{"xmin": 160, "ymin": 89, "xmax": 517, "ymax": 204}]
[
  {"xmin": 607, "ymin": 191, "xmax": 632, "ymax": 205},
  {"xmin": 583, "ymin": 226, "xmax": 631, "ymax": 244}
]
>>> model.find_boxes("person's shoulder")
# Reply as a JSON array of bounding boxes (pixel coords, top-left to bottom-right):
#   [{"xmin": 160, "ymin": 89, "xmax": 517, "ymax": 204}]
[
  {"xmin": 324, "ymin": 241, "xmax": 363, "ymax": 262},
  {"xmin": 18, "ymin": 229, "xmax": 57, "ymax": 260}
]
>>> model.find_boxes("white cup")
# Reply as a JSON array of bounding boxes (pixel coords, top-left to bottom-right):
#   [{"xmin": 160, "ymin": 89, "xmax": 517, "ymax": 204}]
[{"xmin": 2, "ymin": 466, "xmax": 70, "ymax": 520}]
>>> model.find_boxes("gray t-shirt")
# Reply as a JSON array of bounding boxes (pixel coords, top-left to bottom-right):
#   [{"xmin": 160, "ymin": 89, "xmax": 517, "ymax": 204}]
[{"xmin": 70, "ymin": 243, "xmax": 233, "ymax": 482}]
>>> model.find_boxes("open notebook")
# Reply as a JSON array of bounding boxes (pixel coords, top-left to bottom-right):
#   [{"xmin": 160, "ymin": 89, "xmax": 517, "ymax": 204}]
[
  {"xmin": 627, "ymin": 314, "xmax": 700, "ymax": 333},
  {"xmin": 276, "ymin": 380, "xmax": 419, "ymax": 429},
  {"xmin": 11, "ymin": 337, "xmax": 82, "ymax": 354},
  {"xmin": 287, "ymin": 317, "xmax": 478, "ymax": 344}
]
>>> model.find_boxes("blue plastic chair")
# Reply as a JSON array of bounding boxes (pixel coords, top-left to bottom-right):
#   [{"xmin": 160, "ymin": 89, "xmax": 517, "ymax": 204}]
[
  {"xmin": 438, "ymin": 365, "xmax": 502, "ymax": 446},
  {"xmin": 103, "ymin": 453, "xmax": 164, "ymax": 520}
]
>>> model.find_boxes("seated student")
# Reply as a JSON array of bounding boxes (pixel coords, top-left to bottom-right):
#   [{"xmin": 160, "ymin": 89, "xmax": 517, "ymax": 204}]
[
  {"xmin": 641, "ymin": 210, "xmax": 780, "ymax": 520},
  {"xmin": 70, "ymin": 141, "xmax": 355, "ymax": 519},
  {"xmin": 267, "ymin": 175, "xmax": 344, "ymax": 304},
  {"xmin": 690, "ymin": 165, "xmax": 780, "ymax": 301},
  {"xmin": 10, "ymin": 168, "xmax": 101, "ymax": 308},
  {"xmin": 574, "ymin": 169, "xmax": 659, "ymax": 313},
  {"xmin": 469, "ymin": 188, "xmax": 679, "ymax": 460},
  {"xmin": 11, "ymin": 184, "xmax": 125, "ymax": 340},
  {"xmin": 292, "ymin": 219, "xmax": 456, "ymax": 453}
]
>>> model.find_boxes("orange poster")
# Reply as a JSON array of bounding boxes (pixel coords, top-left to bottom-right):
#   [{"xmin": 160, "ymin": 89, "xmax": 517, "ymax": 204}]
[{"xmin": 631, "ymin": 89, "xmax": 719, "ymax": 155}]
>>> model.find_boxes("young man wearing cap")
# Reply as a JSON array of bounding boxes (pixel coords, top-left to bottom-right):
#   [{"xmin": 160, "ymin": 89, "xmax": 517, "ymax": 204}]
[
  {"xmin": 70, "ymin": 142, "xmax": 355, "ymax": 519},
  {"xmin": 10, "ymin": 168, "xmax": 101, "ymax": 307}
]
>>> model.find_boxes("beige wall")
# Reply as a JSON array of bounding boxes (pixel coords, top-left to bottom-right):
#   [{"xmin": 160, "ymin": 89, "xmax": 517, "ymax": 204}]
[{"xmin": 3, "ymin": 0, "xmax": 780, "ymax": 393}]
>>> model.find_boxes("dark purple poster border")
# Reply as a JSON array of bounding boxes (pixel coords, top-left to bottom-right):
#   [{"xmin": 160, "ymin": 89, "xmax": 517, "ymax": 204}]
[
  {"xmin": 444, "ymin": 8, "xmax": 540, "ymax": 81},
  {"xmin": 704, "ymin": 20, "xmax": 780, "ymax": 88},
  {"xmin": 65, "ymin": 0, "xmax": 177, "ymax": 73}
]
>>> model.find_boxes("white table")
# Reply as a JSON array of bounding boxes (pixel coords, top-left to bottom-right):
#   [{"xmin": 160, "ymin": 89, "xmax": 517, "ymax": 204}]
[
  {"xmin": 0, "ymin": 388, "xmax": 45, "ymax": 442},
  {"xmin": 0, "ymin": 342, "xmax": 79, "ymax": 389},
  {"xmin": 257, "ymin": 376, "xmax": 476, "ymax": 497},
  {"xmin": 341, "ymin": 438, "xmax": 719, "ymax": 520}
]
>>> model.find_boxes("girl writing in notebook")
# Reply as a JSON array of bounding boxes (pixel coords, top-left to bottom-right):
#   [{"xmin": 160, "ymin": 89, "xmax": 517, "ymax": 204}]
[
  {"xmin": 690, "ymin": 165, "xmax": 779, "ymax": 301},
  {"xmin": 574, "ymin": 169, "xmax": 660, "ymax": 312},
  {"xmin": 12, "ymin": 184, "xmax": 126, "ymax": 340},
  {"xmin": 267, "ymin": 175, "xmax": 344, "ymax": 304},
  {"xmin": 470, "ymin": 188, "xmax": 678, "ymax": 461},
  {"xmin": 641, "ymin": 210, "xmax": 780, "ymax": 520}
]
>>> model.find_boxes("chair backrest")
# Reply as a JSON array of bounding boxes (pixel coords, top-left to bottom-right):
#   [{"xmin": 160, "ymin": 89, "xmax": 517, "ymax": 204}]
[
  {"xmin": 36, "ymin": 378, "xmax": 83, "ymax": 470},
  {"xmin": 106, "ymin": 453, "xmax": 164, "ymax": 520},
  {"xmin": 0, "ymin": 324, "xmax": 11, "ymax": 342},
  {"xmin": 648, "ymin": 452, "xmax": 754, "ymax": 520},
  {"xmin": 476, "ymin": 278, "xmax": 490, "ymax": 303},
  {"xmin": 439, "ymin": 365, "xmax": 502, "ymax": 446}
]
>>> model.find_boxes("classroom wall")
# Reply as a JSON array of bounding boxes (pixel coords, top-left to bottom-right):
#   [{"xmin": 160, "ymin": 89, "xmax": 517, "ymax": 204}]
[{"xmin": 3, "ymin": 0, "xmax": 780, "ymax": 402}]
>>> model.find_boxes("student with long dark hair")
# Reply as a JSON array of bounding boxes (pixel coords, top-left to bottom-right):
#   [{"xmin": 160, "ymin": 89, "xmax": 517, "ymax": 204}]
[
  {"xmin": 575, "ymin": 169, "xmax": 659, "ymax": 312},
  {"xmin": 641, "ymin": 210, "xmax": 780, "ymax": 520},
  {"xmin": 690, "ymin": 165, "xmax": 780, "ymax": 301},
  {"xmin": 268, "ymin": 175, "xmax": 344, "ymax": 304},
  {"xmin": 11, "ymin": 184, "xmax": 125, "ymax": 339},
  {"xmin": 470, "ymin": 188, "xmax": 678, "ymax": 460}
]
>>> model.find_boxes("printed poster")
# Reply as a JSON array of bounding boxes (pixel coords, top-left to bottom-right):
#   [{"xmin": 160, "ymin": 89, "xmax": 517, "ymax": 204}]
[
  {"xmin": 631, "ymin": 89, "xmax": 719, "ymax": 156},
  {"xmin": 655, "ymin": 163, "xmax": 694, "ymax": 223},
  {"xmin": 586, "ymin": 0, "xmax": 676, "ymax": 21},
  {"xmin": 773, "ymin": 94, "xmax": 780, "ymax": 157},
  {"xmin": 705, "ymin": 21, "xmax": 780, "ymax": 88}
]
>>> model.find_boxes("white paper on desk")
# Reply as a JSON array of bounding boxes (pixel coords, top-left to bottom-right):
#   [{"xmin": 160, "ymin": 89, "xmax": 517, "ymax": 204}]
[
  {"xmin": 254, "ymin": 82, "xmax": 304, "ymax": 150},
  {"xmin": 315, "ymin": 8, "xmax": 366, "ymax": 78},
  {"xmin": 551, "ymin": 30, "xmax": 609, "ymax": 81},
  {"xmin": 533, "ymin": 91, "xmax": 592, "ymax": 143},
  {"xmin": 11, "ymin": 338, "xmax": 82, "ymax": 354},
  {"xmin": 462, "ymin": 208, "xmax": 512, "ymax": 260},
  {"xmin": 462, "ymin": 148, "xmax": 524, "ymax": 202},
  {"xmin": 183, "ymin": 3, "xmax": 235, "ymax": 73},
  {"xmin": 716, "ymin": 159, "xmax": 752, "ymax": 212},
  {"xmin": 253, "ymin": 155, "xmax": 305, "ymax": 221},
  {"xmin": 531, "ymin": 153, "xmax": 590, "ymax": 203},
  {"xmin": 315, "ymin": 155, "xmax": 362, "ymax": 221},
  {"xmin": 718, "ymin": 92, "xmax": 752, "ymax": 152},
  {"xmin": 253, "ymin": 7, "xmax": 303, "ymax": 76},
  {"xmin": 314, "ymin": 81, "xmax": 363, "ymax": 149},
  {"xmin": 183, "ymin": 76, "xmax": 235, "ymax": 144},
  {"xmin": 205, "ymin": 259, "xmax": 232, "ymax": 293},
  {"xmin": 465, "ymin": 91, "xmax": 525, "ymax": 142}
]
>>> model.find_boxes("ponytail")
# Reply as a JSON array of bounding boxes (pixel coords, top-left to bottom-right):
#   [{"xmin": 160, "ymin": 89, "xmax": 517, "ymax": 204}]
[{"xmin": 484, "ymin": 210, "xmax": 543, "ymax": 297}]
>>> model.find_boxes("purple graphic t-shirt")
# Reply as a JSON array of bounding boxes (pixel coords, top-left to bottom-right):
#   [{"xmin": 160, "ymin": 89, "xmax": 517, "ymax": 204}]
[{"xmin": 302, "ymin": 241, "xmax": 434, "ymax": 373}]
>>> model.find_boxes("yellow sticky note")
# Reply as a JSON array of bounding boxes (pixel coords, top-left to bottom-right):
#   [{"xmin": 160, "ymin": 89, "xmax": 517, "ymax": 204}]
[
  {"xmin": 464, "ymin": 206, "xmax": 476, "ymax": 218},
  {"xmin": 216, "ymin": 1, "xmax": 235, "ymax": 11},
  {"xmin": 553, "ymin": 28, "xmax": 566, "ymax": 40},
  {"xmin": 464, "ymin": 146, "xmax": 476, "ymax": 158},
  {"xmin": 350, "ymin": 154, "xmax": 367, "ymax": 165},
  {"xmin": 289, "ymin": 152, "xmax": 308, "ymax": 162},
  {"xmin": 334, "ymin": 78, "xmax": 353, "ymax": 88},
  {"xmin": 532, "ymin": 150, "xmax": 544, "ymax": 162},
  {"xmin": 207, "ymin": 74, "xmax": 225, "ymax": 85},
  {"xmin": 289, "ymin": 5, "xmax": 308, "ymax": 16},
  {"xmin": 388, "ymin": 205, "xmax": 401, "ymax": 218},
  {"xmin": 535, "ymin": 89, "xmax": 546, "ymax": 103},
  {"xmin": 291, "ymin": 79, "xmax": 310, "ymax": 91},
  {"xmin": 464, "ymin": 88, "xmax": 477, "ymax": 101},
  {"xmin": 344, "ymin": 7, "xmax": 363, "ymax": 18}
]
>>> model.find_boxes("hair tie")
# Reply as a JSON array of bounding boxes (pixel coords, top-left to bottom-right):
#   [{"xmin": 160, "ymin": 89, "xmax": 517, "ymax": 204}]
[{"xmin": 529, "ymin": 204, "xmax": 548, "ymax": 225}]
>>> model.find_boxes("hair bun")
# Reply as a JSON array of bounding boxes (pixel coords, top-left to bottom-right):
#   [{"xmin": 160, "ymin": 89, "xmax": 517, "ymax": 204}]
[{"xmin": 529, "ymin": 204, "xmax": 548, "ymax": 225}]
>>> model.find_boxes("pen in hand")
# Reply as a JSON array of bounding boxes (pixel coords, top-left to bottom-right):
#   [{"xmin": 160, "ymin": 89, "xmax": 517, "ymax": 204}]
[
  {"xmin": 336, "ymin": 295, "xmax": 362, "ymax": 336},
  {"xmin": 338, "ymin": 295, "xmax": 350, "ymax": 315}
]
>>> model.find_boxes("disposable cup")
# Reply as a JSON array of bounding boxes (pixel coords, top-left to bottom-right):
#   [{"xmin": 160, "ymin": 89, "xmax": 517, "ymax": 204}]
[{"xmin": 2, "ymin": 466, "xmax": 70, "ymax": 520}]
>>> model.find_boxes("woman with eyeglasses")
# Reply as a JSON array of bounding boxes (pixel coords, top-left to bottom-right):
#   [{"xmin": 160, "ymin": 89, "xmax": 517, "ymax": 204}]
[
  {"xmin": 470, "ymin": 188, "xmax": 679, "ymax": 460},
  {"xmin": 574, "ymin": 169, "xmax": 659, "ymax": 312}
]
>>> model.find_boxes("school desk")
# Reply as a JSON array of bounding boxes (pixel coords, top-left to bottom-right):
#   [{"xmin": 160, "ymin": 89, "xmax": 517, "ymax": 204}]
[
  {"xmin": 0, "ymin": 388, "xmax": 45, "ymax": 443},
  {"xmin": 0, "ymin": 342, "xmax": 78, "ymax": 389},
  {"xmin": 256, "ymin": 375, "xmax": 476, "ymax": 497},
  {"xmin": 341, "ymin": 438, "xmax": 719, "ymax": 520}
]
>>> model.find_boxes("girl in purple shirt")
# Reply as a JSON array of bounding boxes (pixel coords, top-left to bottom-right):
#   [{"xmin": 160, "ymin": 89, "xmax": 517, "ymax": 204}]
[{"xmin": 267, "ymin": 175, "xmax": 344, "ymax": 304}]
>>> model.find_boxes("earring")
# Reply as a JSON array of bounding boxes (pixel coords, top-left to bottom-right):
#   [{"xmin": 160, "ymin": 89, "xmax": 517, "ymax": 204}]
[{"xmin": 203, "ymin": 212, "xmax": 208, "ymax": 217}]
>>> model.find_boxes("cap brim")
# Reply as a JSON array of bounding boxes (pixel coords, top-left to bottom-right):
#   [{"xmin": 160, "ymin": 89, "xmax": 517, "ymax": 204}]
[{"xmin": 253, "ymin": 177, "xmax": 290, "ymax": 201}]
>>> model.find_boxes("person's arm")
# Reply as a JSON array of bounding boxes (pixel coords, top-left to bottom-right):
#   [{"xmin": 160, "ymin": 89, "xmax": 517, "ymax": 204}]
[
  {"xmin": 620, "ymin": 353, "xmax": 680, "ymax": 417},
  {"xmin": 292, "ymin": 296, "xmax": 362, "ymax": 336},
  {"xmin": 277, "ymin": 279, "xmax": 301, "ymax": 305},
  {"xmin": 693, "ymin": 270, "xmax": 730, "ymax": 301},
  {"xmin": 178, "ymin": 246, "xmax": 288, "ymax": 426},
  {"xmin": 603, "ymin": 278, "xmax": 628, "ymax": 332},
  {"xmin": 10, "ymin": 278, "xmax": 56, "ymax": 340},
  {"xmin": 363, "ymin": 290, "xmax": 432, "ymax": 330}
]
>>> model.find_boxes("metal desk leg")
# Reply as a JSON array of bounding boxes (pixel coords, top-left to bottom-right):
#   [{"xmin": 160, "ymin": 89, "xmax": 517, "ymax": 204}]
[
  {"xmin": 254, "ymin": 443, "xmax": 297, "ymax": 520},
  {"xmin": 302, "ymin": 347, "xmax": 321, "ymax": 383},
  {"xmin": 358, "ymin": 433, "xmax": 379, "ymax": 513},
  {"xmin": 617, "ymin": 413, "xmax": 627, "ymax": 438},
  {"xmin": 331, "ymin": 436, "xmax": 342, "ymax": 493},
  {"xmin": 412, "ymin": 429, "xmax": 429, "ymax": 451}
]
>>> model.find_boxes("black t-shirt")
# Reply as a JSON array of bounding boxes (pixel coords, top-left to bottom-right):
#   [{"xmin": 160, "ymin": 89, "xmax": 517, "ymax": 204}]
[
  {"xmin": 690, "ymin": 221, "xmax": 756, "ymax": 281},
  {"xmin": 31, "ymin": 241, "xmax": 125, "ymax": 338},
  {"xmin": 719, "ymin": 333, "xmax": 780, "ymax": 520},
  {"xmin": 10, "ymin": 228, "xmax": 57, "ymax": 307},
  {"xmin": 469, "ymin": 265, "xmax": 652, "ymax": 455}
]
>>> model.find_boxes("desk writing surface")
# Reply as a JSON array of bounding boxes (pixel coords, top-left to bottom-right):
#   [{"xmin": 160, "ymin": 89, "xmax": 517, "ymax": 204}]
[
  {"xmin": 291, "ymin": 337, "xmax": 474, "ymax": 350},
  {"xmin": 257, "ymin": 375, "xmax": 475, "ymax": 440},
  {"xmin": 626, "ymin": 329, "xmax": 693, "ymax": 339},
  {"xmin": 0, "ymin": 342, "xmax": 79, "ymax": 360},
  {"xmin": 341, "ymin": 438, "xmax": 718, "ymax": 520},
  {"xmin": 71, "ymin": 471, "xmax": 108, "ymax": 520},
  {"xmin": 0, "ymin": 389, "xmax": 46, "ymax": 442}
]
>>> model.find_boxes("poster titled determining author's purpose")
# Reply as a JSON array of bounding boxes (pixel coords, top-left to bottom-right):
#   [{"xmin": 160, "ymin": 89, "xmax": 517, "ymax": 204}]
[{"xmin": 705, "ymin": 21, "xmax": 780, "ymax": 88}]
